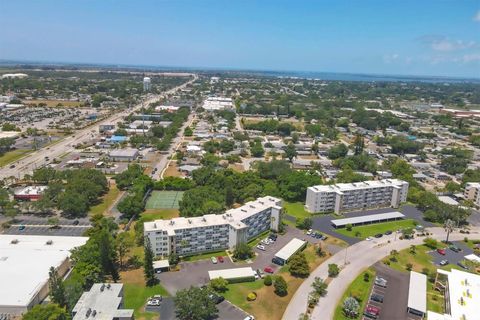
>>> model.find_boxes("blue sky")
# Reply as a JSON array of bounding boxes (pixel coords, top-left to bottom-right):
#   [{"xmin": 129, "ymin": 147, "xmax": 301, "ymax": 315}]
[{"xmin": 1, "ymin": 0, "xmax": 479, "ymax": 78}]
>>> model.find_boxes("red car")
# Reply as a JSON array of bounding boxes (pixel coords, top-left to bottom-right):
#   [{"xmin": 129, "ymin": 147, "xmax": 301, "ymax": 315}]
[
  {"xmin": 264, "ymin": 266, "xmax": 274, "ymax": 274},
  {"xmin": 437, "ymin": 248, "xmax": 446, "ymax": 255},
  {"xmin": 366, "ymin": 305, "xmax": 380, "ymax": 316},
  {"xmin": 217, "ymin": 256, "xmax": 224, "ymax": 263}
]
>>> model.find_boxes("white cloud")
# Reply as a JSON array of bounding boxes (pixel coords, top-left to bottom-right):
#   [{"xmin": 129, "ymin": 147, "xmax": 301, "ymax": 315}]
[
  {"xmin": 383, "ymin": 53, "xmax": 400, "ymax": 63},
  {"xmin": 474, "ymin": 10, "xmax": 480, "ymax": 22},
  {"xmin": 419, "ymin": 35, "xmax": 477, "ymax": 52},
  {"xmin": 461, "ymin": 53, "xmax": 480, "ymax": 63}
]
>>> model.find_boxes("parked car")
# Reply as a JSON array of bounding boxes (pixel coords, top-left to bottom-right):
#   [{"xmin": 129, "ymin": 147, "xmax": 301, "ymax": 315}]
[
  {"xmin": 153, "ymin": 295, "xmax": 162, "ymax": 301},
  {"xmin": 244, "ymin": 316, "xmax": 255, "ymax": 320},
  {"xmin": 384, "ymin": 230, "xmax": 392, "ymax": 235},
  {"xmin": 366, "ymin": 237, "xmax": 372, "ymax": 241},
  {"xmin": 306, "ymin": 229, "xmax": 313, "ymax": 235},
  {"xmin": 374, "ymin": 276, "xmax": 387, "ymax": 288},
  {"xmin": 257, "ymin": 245, "xmax": 266, "ymax": 251},
  {"xmin": 365, "ymin": 305, "xmax": 380, "ymax": 317},
  {"xmin": 449, "ymin": 245, "xmax": 462, "ymax": 252},
  {"xmin": 256, "ymin": 269, "xmax": 265, "ymax": 278},
  {"xmin": 217, "ymin": 256, "xmax": 224, "ymax": 263},
  {"xmin": 264, "ymin": 266, "xmax": 274, "ymax": 274},
  {"xmin": 147, "ymin": 299, "xmax": 161, "ymax": 306},
  {"xmin": 18, "ymin": 225, "xmax": 25, "ymax": 231},
  {"xmin": 370, "ymin": 294, "xmax": 384, "ymax": 303},
  {"xmin": 208, "ymin": 293, "xmax": 225, "ymax": 304},
  {"xmin": 374, "ymin": 233, "xmax": 383, "ymax": 238},
  {"xmin": 9, "ymin": 164, "xmax": 15, "ymax": 169},
  {"xmin": 457, "ymin": 262, "xmax": 468, "ymax": 270},
  {"xmin": 211, "ymin": 257, "xmax": 218, "ymax": 264},
  {"xmin": 437, "ymin": 248, "xmax": 446, "ymax": 255},
  {"xmin": 439, "ymin": 260, "xmax": 449, "ymax": 266},
  {"xmin": 268, "ymin": 233, "xmax": 277, "ymax": 241},
  {"xmin": 72, "ymin": 220, "xmax": 80, "ymax": 225}
]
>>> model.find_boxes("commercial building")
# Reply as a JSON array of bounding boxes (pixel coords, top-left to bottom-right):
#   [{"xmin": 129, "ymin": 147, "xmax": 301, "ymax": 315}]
[
  {"xmin": 407, "ymin": 271, "xmax": 427, "ymax": 317},
  {"xmin": 13, "ymin": 185, "xmax": 48, "ymax": 201},
  {"xmin": 202, "ymin": 96, "xmax": 234, "ymax": 111},
  {"xmin": 0, "ymin": 235, "xmax": 88, "ymax": 316},
  {"xmin": 208, "ymin": 267, "xmax": 256, "ymax": 283},
  {"xmin": 143, "ymin": 77, "xmax": 151, "ymax": 91},
  {"xmin": 428, "ymin": 269, "xmax": 480, "ymax": 320},
  {"xmin": 72, "ymin": 283, "xmax": 133, "ymax": 320},
  {"xmin": 464, "ymin": 182, "xmax": 480, "ymax": 206},
  {"xmin": 305, "ymin": 179, "xmax": 409, "ymax": 214},
  {"xmin": 108, "ymin": 148, "xmax": 139, "ymax": 162},
  {"xmin": 273, "ymin": 238, "xmax": 307, "ymax": 265},
  {"xmin": 144, "ymin": 196, "xmax": 282, "ymax": 257}
]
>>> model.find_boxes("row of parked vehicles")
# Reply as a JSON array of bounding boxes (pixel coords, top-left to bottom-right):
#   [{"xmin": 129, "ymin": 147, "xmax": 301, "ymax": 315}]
[
  {"xmin": 363, "ymin": 276, "xmax": 388, "ymax": 319},
  {"xmin": 306, "ymin": 229, "xmax": 328, "ymax": 240},
  {"xmin": 256, "ymin": 233, "xmax": 277, "ymax": 251}
]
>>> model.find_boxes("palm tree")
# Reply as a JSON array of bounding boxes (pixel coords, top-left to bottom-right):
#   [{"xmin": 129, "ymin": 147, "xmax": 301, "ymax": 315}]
[{"xmin": 444, "ymin": 219, "xmax": 456, "ymax": 243}]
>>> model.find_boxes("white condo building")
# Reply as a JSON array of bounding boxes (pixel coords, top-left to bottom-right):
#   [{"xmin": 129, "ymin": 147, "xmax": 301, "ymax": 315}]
[
  {"xmin": 144, "ymin": 196, "xmax": 282, "ymax": 257},
  {"xmin": 305, "ymin": 179, "xmax": 409, "ymax": 214},
  {"xmin": 143, "ymin": 77, "xmax": 151, "ymax": 91},
  {"xmin": 201, "ymin": 96, "xmax": 234, "ymax": 111},
  {"xmin": 464, "ymin": 182, "xmax": 480, "ymax": 206}
]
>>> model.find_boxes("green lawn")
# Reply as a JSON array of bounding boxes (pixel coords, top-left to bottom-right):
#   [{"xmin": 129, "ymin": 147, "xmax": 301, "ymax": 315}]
[
  {"xmin": 182, "ymin": 249, "xmax": 226, "ymax": 262},
  {"xmin": 335, "ymin": 219, "xmax": 418, "ymax": 239},
  {"xmin": 123, "ymin": 282, "xmax": 170, "ymax": 320},
  {"xmin": 140, "ymin": 208, "xmax": 180, "ymax": 221},
  {"xmin": 222, "ymin": 281, "xmax": 265, "ymax": 310},
  {"xmin": 283, "ymin": 202, "xmax": 311, "ymax": 219},
  {"xmin": 333, "ymin": 268, "xmax": 376, "ymax": 320},
  {"xmin": 89, "ymin": 184, "xmax": 121, "ymax": 216},
  {"xmin": 0, "ymin": 149, "xmax": 30, "ymax": 167}
]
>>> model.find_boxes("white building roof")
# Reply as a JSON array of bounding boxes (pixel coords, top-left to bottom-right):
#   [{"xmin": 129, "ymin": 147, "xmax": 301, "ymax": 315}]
[
  {"xmin": 208, "ymin": 267, "xmax": 256, "ymax": 280},
  {"xmin": 14, "ymin": 185, "xmax": 48, "ymax": 196},
  {"xmin": 0, "ymin": 235, "xmax": 88, "ymax": 309},
  {"xmin": 153, "ymin": 260, "xmax": 170, "ymax": 269},
  {"xmin": 438, "ymin": 196, "xmax": 460, "ymax": 206},
  {"xmin": 464, "ymin": 254, "xmax": 480, "ymax": 263},
  {"xmin": 331, "ymin": 212, "xmax": 405, "ymax": 227},
  {"xmin": 309, "ymin": 179, "xmax": 407, "ymax": 194},
  {"xmin": 144, "ymin": 196, "xmax": 281, "ymax": 233},
  {"xmin": 72, "ymin": 283, "xmax": 133, "ymax": 320},
  {"xmin": 407, "ymin": 271, "xmax": 427, "ymax": 313},
  {"xmin": 109, "ymin": 148, "xmax": 138, "ymax": 158},
  {"xmin": 275, "ymin": 238, "xmax": 306, "ymax": 261}
]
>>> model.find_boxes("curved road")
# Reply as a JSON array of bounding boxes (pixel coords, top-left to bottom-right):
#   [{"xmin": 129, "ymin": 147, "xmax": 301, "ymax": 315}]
[
  {"xmin": 282, "ymin": 227, "xmax": 480, "ymax": 320},
  {"xmin": 0, "ymin": 73, "xmax": 197, "ymax": 180}
]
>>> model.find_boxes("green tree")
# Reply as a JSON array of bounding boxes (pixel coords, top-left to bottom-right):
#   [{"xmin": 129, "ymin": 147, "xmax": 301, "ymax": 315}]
[
  {"xmin": 116, "ymin": 232, "xmax": 134, "ymax": 269},
  {"xmin": 144, "ymin": 238, "xmax": 156, "ymax": 286},
  {"xmin": 209, "ymin": 277, "xmax": 228, "ymax": 293},
  {"xmin": 328, "ymin": 264, "xmax": 340, "ymax": 277},
  {"xmin": 311, "ymin": 277, "xmax": 328, "ymax": 296},
  {"xmin": 22, "ymin": 303, "xmax": 69, "ymax": 320},
  {"xmin": 232, "ymin": 243, "xmax": 254, "ymax": 260},
  {"xmin": 274, "ymin": 275, "xmax": 288, "ymax": 296},
  {"xmin": 289, "ymin": 252, "xmax": 310, "ymax": 278},
  {"xmin": 327, "ymin": 144, "xmax": 348, "ymax": 160},
  {"xmin": 444, "ymin": 219, "xmax": 456, "ymax": 243},
  {"xmin": 48, "ymin": 267, "xmax": 67, "ymax": 308},
  {"xmin": 284, "ymin": 143, "xmax": 297, "ymax": 162},
  {"xmin": 352, "ymin": 134, "xmax": 364, "ymax": 155},
  {"xmin": 264, "ymin": 275, "xmax": 273, "ymax": 286},
  {"xmin": 423, "ymin": 237, "xmax": 438, "ymax": 249},
  {"xmin": 175, "ymin": 286, "xmax": 218, "ymax": 320}
]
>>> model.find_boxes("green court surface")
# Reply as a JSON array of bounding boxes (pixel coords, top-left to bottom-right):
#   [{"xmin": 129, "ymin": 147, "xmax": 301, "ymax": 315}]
[{"xmin": 145, "ymin": 191, "xmax": 184, "ymax": 209}]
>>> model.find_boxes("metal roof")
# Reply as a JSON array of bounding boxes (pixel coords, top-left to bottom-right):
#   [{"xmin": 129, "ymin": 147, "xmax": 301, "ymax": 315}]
[
  {"xmin": 407, "ymin": 271, "xmax": 427, "ymax": 314},
  {"xmin": 331, "ymin": 212, "xmax": 405, "ymax": 227},
  {"xmin": 274, "ymin": 238, "xmax": 306, "ymax": 261}
]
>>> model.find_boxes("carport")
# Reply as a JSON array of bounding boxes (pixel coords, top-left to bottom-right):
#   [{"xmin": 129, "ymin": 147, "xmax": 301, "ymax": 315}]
[
  {"xmin": 153, "ymin": 260, "xmax": 170, "ymax": 272},
  {"xmin": 407, "ymin": 271, "xmax": 427, "ymax": 317},
  {"xmin": 330, "ymin": 211, "xmax": 405, "ymax": 228}
]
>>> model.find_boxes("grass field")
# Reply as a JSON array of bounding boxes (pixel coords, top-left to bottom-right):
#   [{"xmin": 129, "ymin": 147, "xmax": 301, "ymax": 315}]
[
  {"xmin": 89, "ymin": 184, "xmax": 121, "ymax": 216},
  {"xmin": 283, "ymin": 202, "xmax": 312, "ymax": 220},
  {"xmin": 141, "ymin": 208, "xmax": 180, "ymax": 221},
  {"xmin": 335, "ymin": 219, "xmax": 418, "ymax": 239},
  {"xmin": 121, "ymin": 268, "xmax": 170, "ymax": 320},
  {"xmin": 145, "ymin": 191, "xmax": 184, "ymax": 209},
  {"xmin": 223, "ymin": 244, "xmax": 330, "ymax": 320},
  {"xmin": 333, "ymin": 268, "xmax": 376, "ymax": 320},
  {"xmin": 0, "ymin": 149, "xmax": 30, "ymax": 167}
]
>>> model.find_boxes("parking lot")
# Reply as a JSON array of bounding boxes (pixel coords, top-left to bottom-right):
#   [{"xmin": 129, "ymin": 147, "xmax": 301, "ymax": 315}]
[
  {"xmin": 1, "ymin": 216, "xmax": 91, "ymax": 237},
  {"xmin": 157, "ymin": 225, "xmax": 327, "ymax": 294},
  {"xmin": 428, "ymin": 241, "xmax": 474, "ymax": 267}
]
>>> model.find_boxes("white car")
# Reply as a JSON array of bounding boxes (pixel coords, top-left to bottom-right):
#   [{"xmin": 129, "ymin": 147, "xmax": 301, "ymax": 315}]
[
  {"xmin": 366, "ymin": 237, "xmax": 372, "ymax": 241},
  {"xmin": 306, "ymin": 229, "xmax": 313, "ymax": 235},
  {"xmin": 244, "ymin": 316, "xmax": 255, "ymax": 320},
  {"xmin": 211, "ymin": 256, "xmax": 218, "ymax": 264},
  {"xmin": 256, "ymin": 244, "xmax": 266, "ymax": 251}
]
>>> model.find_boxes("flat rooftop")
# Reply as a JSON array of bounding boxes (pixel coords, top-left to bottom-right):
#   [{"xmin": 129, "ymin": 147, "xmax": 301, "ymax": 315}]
[
  {"xmin": 407, "ymin": 271, "xmax": 427, "ymax": 314},
  {"xmin": 144, "ymin": 196, "xmax": 281, "ymax": 233},
  {"xmin": 275, "ymin": 238, "xmax": 306, "ymax": 261},
  {"xmin": 0, "ymin": 235, "xmax": 88, "ymax": 308},
  {"xmin": 208, "ymin": 267, "xmax": 256, "ymax": 280},
  {"xmin": 331, "ymin": 212, "xmax": 405, "ymax": 227},
  {"xmin": 309, "ymin": 179, "xmax": 407, "ymax": 193}
]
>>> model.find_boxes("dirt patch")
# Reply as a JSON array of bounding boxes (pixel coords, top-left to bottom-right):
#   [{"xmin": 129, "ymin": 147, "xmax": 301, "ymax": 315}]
[
  {"xmin": 121, "ymin": 268, "xmax": 145, "ymax": 286},
  {"xmin": 229, "ymin": 163, "xmax": 245, "ymax": 172},
  {"xmin": 164, "ymin": 163, "xmax": 183, "ymax": 177}
]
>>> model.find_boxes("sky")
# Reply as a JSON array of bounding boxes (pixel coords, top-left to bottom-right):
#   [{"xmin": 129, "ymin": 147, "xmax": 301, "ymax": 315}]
[{"xmin": 1, "ymin": 0, "xmax": 480, "ymax": 78}]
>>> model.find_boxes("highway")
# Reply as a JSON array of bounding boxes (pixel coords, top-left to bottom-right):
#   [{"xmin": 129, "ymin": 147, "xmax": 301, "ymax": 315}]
[
  {"xmin": 0, "ymin": 73, "xmax": 197, "ymax": 180},
  {"xmin": 282, "ymin": 226, "xmax": 480, "ymax": 320}
]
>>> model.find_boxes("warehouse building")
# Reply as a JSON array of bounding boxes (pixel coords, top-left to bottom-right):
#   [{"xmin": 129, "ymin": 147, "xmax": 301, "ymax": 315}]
[
  {"xmin": 108, "ymin": 148, "xmax": 139, "ymax": 162},
  {"xmin": 208, "ymin": 267, "xmax": 256, "ymax": 283},
  {"xmin": 0, "ymin": 235, "xmax": 88, "ymax": 316},
  {"xmin": 305, "ymin": 179, "xmax": 409, "ymax": 214},
  {"xmin": 144, "ymin": 196, "xmax": 282, "ymax": 257},
  {"xmin": 273, "ymin": 238, "xmax": 307, "ymax": 265},
  {"xmin": 72, "ymin": 283, "xmax": 133, "ymax": 320}
]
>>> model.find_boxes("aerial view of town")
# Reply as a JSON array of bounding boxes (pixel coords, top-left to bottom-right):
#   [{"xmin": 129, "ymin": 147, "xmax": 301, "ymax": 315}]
[{"xmin": 0, "ymin": 1, "xmax": 479, "ymax": 320}]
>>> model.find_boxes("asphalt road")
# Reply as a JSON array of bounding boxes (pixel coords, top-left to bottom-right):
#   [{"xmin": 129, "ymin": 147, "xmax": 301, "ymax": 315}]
[
  {"xmin": 373, "ymin": 263, "xmax": 410, "ymax": 320},
  {"xmin": 0, "ymin": 74, "xmax": 197, "ymax": 180},
  {"xmin": 282, "ymin": 226, "xmax": 480, "ymax": 320}
]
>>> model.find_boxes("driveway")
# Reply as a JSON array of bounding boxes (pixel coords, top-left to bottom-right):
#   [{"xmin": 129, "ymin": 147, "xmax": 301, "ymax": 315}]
[
  {"xmin": 157, "ymin": 225, "xmax": 328, "ymax": 294},
  {"xmin": 282, "ymin": 226, "xmax": 480, "ymax": 320}
]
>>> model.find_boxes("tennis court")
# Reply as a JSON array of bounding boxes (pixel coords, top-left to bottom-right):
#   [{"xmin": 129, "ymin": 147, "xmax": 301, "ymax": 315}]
[{"xmin": 145, "ymin": 191, "xmax": 184, "ymax": 209}]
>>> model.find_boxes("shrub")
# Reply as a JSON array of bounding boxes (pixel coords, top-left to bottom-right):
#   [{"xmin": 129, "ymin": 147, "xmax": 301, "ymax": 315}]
[
  {"xmin": 264, "ymin": 275, "xmax": 273, "ymax": 286},
  {"xmin": 354, "ymin": 231, "xmax": 361, "ymax": 237},
  {"xmin": 274, "ymin": 276, "xmax": 288, "ymax": 296},
  {"xmin": 342, "ymin": 297, "xmax": 360, "ymax": 318},
  {"xmin": 406, "ymin": 263, "xmax": 413, "ymax": 271},
  {"xmin": 423, "ymin": 237, "xmax": 438, "ymax": 249},
  {"xmin": 363, "ymin": 272, "xmax": 370, "ymax": 282},
  {"xmin": 328, "ymin": 264, "xmax": 340, "ymax": 277},
  {"xmin": 247, "ymin": 292, "xmax": 257, "ymax": 301},
  {"xmin": 346, "ymin": 224, "xmax": 352, "ymax": 231},
  {"xmin": 464, "ymin": 237, "xmax": 469, "ymax": 243}
]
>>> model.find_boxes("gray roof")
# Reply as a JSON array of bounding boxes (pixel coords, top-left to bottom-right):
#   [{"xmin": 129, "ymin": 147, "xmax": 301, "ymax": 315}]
[{"xmin": 331, "ymin": 212, "xmax": 405, "ymax": 227}]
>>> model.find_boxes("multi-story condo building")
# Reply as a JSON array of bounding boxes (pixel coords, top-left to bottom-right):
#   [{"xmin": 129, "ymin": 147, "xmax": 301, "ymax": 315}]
[
  {"xmin": 305, "ymin": 179, "xmax": 409, "ymax": 214},
  {"xmin": 464, "ymin": 182, "xmax": 480, "ymax": 206},
  {"xmin": 144, "ymin": 196, "xmax": 282, "ymax": 257}
]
